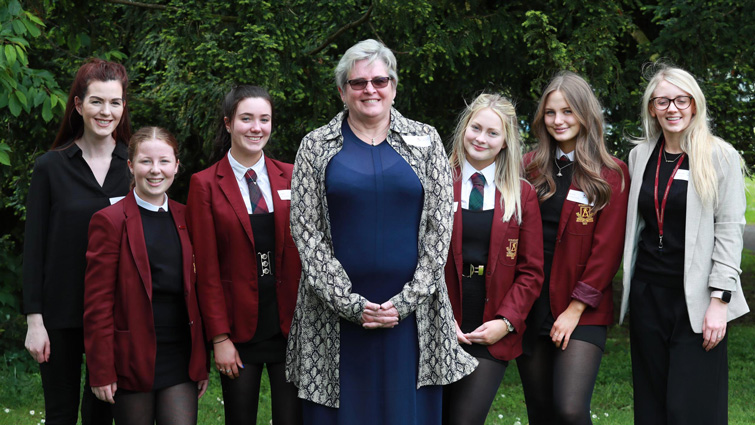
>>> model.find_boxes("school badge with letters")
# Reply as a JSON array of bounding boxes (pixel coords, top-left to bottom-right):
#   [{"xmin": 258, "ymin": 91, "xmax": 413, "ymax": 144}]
[
  {"xmin": 576, "ymin": 204, "xmax": 594, "ymax": 225},
  {"xmin": 506, "ymin": 239, "xmax": 518, "ymax": 259}
]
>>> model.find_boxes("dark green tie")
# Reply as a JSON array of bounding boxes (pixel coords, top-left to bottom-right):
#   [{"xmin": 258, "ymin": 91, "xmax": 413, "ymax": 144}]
[{"xmin": 469, "ymin": 172, "xmax": 485, "ymax": 211}]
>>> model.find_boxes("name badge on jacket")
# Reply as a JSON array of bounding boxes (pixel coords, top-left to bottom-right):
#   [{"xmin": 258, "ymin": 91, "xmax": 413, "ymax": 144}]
[
  {"xmin": 566, "ymin": 190, "xmax": 593, "ymax": 206},
  {"xmin": 278, "ymin": 189, "xmax": 291, "ymax": 201},
  {"xmin": 674, "ymin": 169, "xmax": 690, "ymax": 181},
  {"xmin": 403, "ymin": 135, "xmax": 431, "ymax": 147}
]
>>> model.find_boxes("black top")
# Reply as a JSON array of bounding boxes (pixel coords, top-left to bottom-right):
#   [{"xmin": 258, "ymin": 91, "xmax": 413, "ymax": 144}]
[
  {"xmin": 541, "ymin": 157, "xmax": 574, "ymax": 277},
  {"xmin": 461, "ymin": 208, "xmax": 494, "ymax": 266},
  {"xmin": 523, "ymin": 159, "xmax": 571, "ymax": 353},
  {"xmin": 634, "ymin": 139, "xmax": 688, "ymax": 288},
  {"xmin": 247, "ymin": 212, "xmax": 280, "ymax": 343},
  {"xmin": 140, "ymin": 208, "xmax": 186, "ymax": 328},
  {"xmin": 22, "ymin": 141, "xmax": 130, "ymax": 329},
  {"xmin": 460, "ymin": 208, "xmax": 499, "ymax": 362}
]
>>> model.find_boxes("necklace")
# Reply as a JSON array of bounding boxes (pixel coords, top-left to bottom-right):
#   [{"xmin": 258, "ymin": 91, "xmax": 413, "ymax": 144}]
[
  {"xmin": 663, "ymin": 149, "xmax": 683, "ymax": 163},
  {"xmin": 554, "ymin": 157, "xmax": 573, "ymax": 177},
  {"xmin": 348, "ymin": 117, "xmax": 390, "ymax": 146}
]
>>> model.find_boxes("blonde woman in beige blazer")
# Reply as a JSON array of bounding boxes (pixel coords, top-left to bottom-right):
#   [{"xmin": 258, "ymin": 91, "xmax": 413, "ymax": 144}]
[{"xmin": 620, "ymin": 64, "xmax": 748, "ymax": 425}]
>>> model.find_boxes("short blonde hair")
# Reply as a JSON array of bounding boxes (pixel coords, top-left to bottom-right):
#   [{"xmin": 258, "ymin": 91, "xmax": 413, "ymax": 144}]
[{"xmin": 334, "ymin": 39, "xmax": 398, "ymax": 91}]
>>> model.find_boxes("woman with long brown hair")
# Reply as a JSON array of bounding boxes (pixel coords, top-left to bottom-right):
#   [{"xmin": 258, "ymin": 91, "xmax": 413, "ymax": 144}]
[
  {"xmin": 23, "ymin": 58, "xmax": 132, "ymax": 424},
  {"xmin": 519, "ymin": 71, "xmax": 628, "ymax": 425}
]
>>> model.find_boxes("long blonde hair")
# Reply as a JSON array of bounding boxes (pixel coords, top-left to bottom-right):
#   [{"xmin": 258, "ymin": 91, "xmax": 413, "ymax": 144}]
[
  {"xmin": 525, "ymin": 71, "xmax": 623, "ymax": 211},
  {"xmin": 449, "ymin": 93, "xmax": 523, "ymax": 224},
  {"xmin": 638, "ymin": 64, "xmax": 739, "ymax": 206}
]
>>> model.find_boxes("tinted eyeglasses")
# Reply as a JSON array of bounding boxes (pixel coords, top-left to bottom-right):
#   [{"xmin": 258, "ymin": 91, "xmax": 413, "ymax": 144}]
[
  {"xmin": 346, "ymin": 76, "xmax": 394, "ymax": 90},
  {"xmin": 650, "ymin": 96, "xmax": 694, "ymax": 111}
]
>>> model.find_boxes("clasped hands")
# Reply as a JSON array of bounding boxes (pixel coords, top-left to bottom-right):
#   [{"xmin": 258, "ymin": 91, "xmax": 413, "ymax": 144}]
[{"xmin": 361, "ymin": 301, "xmax": 399, "ymax": 329}]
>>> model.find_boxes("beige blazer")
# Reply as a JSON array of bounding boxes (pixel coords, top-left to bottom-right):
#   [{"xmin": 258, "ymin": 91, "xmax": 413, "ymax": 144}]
[{"xmin": 620, "ymin": 138, "xmax": 749, "ymax": 333}]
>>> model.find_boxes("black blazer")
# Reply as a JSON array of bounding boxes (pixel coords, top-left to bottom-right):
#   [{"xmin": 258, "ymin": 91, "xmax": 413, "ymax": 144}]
[{"xmin": 22, "ymin": 142, "xmax": 130, "ymax": 329}]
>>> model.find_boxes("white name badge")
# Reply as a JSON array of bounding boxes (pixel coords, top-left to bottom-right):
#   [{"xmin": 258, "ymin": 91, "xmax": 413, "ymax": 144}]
[
  {"xmin": 566, "ymin": 190, "xmax": 593, "ymax": 206},
  {"xmin": 453, "ymin": 202, "xmax": 458, "ymax": 212},
  {"xmin": 674, "ymin": 169, "xmax": 690, "ymax": 181},
  {"xmin": 277, "ymin": 189, "xmax": 291, "ymax": 200},
  {"xmin": 109, "ymin": 196, "xmax": 125, "ymax": 205},
  {"xmin": 403, "ymin": 135, "xmax": 431, "ymax": 147}
]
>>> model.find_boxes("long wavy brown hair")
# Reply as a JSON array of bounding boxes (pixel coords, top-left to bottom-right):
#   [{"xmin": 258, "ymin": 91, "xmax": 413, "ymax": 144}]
[{"xmin": 525, "ymin": 71, "xmax": 623, "ymax": 211}]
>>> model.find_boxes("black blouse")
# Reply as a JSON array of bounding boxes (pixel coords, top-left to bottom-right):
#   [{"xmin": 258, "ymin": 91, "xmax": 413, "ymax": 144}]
[
  {"xmin": 22, "ymin": 141, "xmax": 130, "ymax": 329},
  {"xmin": 634, "ymin": 139, "xmax": 688, "ymax": 288}
]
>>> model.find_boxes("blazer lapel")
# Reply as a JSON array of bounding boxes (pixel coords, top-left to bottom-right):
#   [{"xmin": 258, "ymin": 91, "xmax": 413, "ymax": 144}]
[
  {"xmin": 684, "ymin": 161, "xmax": 703, "ymax": 281},
  {"xmin": 217, "ymin": 156, "xmax": 256, "ymax": 245},
  {"xmin": 169, "ymin": 200, "xmax": 194, "ymax": 296},
  {"xmin": 124, "ymin": 192, "xmax": 152, "ymax": 298},
  {"xmin": 557, "ymin": 182, "xmax": 580, "ymax": 241},
  {"xmin": 486, "ymin": 189, "xmax": 510, "ymax": 279},
  {"xmin": 267, "ymin": 158, "xmax": 289, "ymax": 275}
]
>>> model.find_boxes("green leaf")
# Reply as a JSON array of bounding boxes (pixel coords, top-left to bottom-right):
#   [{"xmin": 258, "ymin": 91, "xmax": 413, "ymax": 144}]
[
  {"xmin": 4, "ymin": 45, "xmax": 16, "ymax": 66},
  {"xmin": 8, "ymin": 93, "xmax": 21, "ymax": 116},
  {"xmin": 15, "ymin": 45, "xmax": 27, "ymax": 65},
  {"xmin": 0, "ymin": 150, "xmax": 10, "ymax": 166},
  {"xmin": 7, "ymin": 0, "xmax": 22, "ymax": 16},
  {"xmin": 33, "ymin": 89, "xmax": 45, "ymax": 107},
  {"xmin": 22, "ymin": 16, "xmax": 41, "ymax": 37},
  {"xmin": 0, "ymin": 92, "xmax": 8, "ymax": 108},
  {"xmin": 12, "ymin": 19, "xmax": 26, "ymax": 35},
  {"xmin": 24, "ymin": 11, "xmax": 44, "ymax": 26},
  {"xmin": 42, "ymin": 97, "xmax": 53, "ymax": 122},
  {"xmin": 14, "ymin": 89, "xmax": 27, "ymax": 106},
  {"xmin": 0, "ymin": 71, "xmax": 18, "ymax": 90}
]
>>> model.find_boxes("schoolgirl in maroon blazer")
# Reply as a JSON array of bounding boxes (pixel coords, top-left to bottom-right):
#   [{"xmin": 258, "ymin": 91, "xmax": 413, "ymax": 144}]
[
  {"xmin": 84, "ymin": 127, "xmax": 208, "ymax": 424},
  {"xmin": 520, "ymin": 72, "xmax": 628, "ymax": 425},
  {"xmin": 186, "ymin": 85, "xmax": 301, "ymax": 424},
  {"xmin": 443, "ymin": 93, "xmax": 544, "ymax": 425}
]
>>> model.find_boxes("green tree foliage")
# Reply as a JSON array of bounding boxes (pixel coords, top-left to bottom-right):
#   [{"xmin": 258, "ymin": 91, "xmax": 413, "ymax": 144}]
[{"xmin": 1, "ymin": 0, "xmax": 753, "ymax": 359}]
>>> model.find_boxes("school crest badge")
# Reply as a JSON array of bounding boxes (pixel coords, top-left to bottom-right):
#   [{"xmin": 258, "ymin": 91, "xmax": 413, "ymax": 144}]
[
  {"xmin": 576, "ymin": 204, "xmax": 594, "ymax": 225},
  {"xmin": 506, "ymin": 239, "xmax": 518, "ymax": 259}
]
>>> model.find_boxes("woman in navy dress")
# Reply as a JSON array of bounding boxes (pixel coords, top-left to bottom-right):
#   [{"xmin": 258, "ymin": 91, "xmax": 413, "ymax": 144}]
[{"xmin": 286, "ymin": 39, "xmax": 476, "ymax": 425}]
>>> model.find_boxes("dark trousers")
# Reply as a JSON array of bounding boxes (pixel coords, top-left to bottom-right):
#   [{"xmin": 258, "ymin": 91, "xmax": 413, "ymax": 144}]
[
  {"xmin": 629, "ymin": 279, "xmax": 728, "ymax": 425},
  {"xmin": 39, "ymin": 328, "xmax": 113, "ymax": 425},
  {"xmin": 219, "ymin": 361, "xmax": 302, "ymax": 425}
]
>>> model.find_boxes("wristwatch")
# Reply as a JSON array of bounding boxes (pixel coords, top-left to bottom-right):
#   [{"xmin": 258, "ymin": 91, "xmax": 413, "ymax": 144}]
[
  {"xmin": 500, "ymin": 317, "xmax": 515, "ymax": 333},
  {"xmin": 710, "ymin": 290, "xmax": 732, "ymax": 304}
]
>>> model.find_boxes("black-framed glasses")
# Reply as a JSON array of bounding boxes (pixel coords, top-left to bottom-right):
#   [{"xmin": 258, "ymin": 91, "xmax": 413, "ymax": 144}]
[
  {"xmin": 650, "ymin": 96, "xmax": 694, "ymax": 111},
  {"xmin": 346, "ymin": 76, "xmax": 393, "ymax": 90}
]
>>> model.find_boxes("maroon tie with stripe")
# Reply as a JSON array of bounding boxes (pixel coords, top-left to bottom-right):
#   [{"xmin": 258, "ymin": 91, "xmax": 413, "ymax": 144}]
[{"xmin": 244, "ymin": 169, "xmax": 269, "ymax": 214}]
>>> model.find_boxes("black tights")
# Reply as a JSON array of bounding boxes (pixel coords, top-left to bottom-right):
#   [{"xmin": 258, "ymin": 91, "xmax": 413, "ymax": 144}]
[
  {"xmin": 443, "ymin": 358, "xmax": 507, "ymax": 425},
  {"xmin": 516, "ymin": 337, "xmax": 603, "ymax": 425},
  {"xmin": 220, "ymin": 362, "xmax": 301, "ymax": 425},
  {"xmin": 112, "ymin": 381, "xmax": 198, "ymax": 425}
]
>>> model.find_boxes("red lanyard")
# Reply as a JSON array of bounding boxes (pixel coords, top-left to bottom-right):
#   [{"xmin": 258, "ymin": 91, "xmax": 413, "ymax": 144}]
[{"xmin": 654, "ymin": 140, "xmax": 685, "ymax": 253}]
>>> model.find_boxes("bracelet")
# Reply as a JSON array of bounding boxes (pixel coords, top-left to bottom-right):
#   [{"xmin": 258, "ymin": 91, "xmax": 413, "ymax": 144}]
[{"xmin": 213, "ymin": 337, "xmax": 229, "ymax": 344}]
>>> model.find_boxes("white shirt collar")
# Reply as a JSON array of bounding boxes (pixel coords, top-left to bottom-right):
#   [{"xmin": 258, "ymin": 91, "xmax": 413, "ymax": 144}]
[
  {"xmin": 462, "ymin": 159, "xmax": 496, "ymax": 187},
  {"xmin": 133, "ymin": 189, "xmax": 169, "ymax": 212},
  {"xmin": 228, "ymin": 150, "xmax": 266, "ymax": 182},
  {"xmin": 556, "ymin": 147, "xmax": 575, "ymax": 161}
]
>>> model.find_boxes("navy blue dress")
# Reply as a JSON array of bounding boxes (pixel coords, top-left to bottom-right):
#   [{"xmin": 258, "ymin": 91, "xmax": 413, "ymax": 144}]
[{"xmin": 302, "ymin": 122, "xmax": 442, "ymax": 424}]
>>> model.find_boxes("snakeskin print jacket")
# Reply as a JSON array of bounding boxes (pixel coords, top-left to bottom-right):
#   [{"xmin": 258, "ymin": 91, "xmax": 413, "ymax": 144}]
[{"xmin": 285, "ymin": 108, "xmax": 478, "ymax": 408}]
